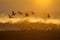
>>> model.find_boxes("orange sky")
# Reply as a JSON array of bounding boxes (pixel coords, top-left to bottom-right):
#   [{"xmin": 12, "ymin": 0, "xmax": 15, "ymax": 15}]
[{"xmin": 0, "ymin": 0, "xmax": 60, "ymax": 18}]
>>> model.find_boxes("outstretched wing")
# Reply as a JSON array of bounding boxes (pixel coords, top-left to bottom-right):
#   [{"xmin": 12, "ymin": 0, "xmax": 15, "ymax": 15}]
[
  {"xmin": 8, "ymin": 15, "xmax": 13, "ymax": 18},
  {"xmin": 18, "ymin": 11, "xmax": 23, "ymax": 15},
  {"xmin": 31, "ymin": 11, "xmax": 35, "ymax": 15}
]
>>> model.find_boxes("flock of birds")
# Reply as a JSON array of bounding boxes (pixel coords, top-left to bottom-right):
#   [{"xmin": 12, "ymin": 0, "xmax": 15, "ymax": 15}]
[
  {"xmin": 8, "ymin": 11, "xmax": 50, "ymax": 18},
  {"xmin": 8, "ymin": 11, "xmax": 36, "ymax": 18}
]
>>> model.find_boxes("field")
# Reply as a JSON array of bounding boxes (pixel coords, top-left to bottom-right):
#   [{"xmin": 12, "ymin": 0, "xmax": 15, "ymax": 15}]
[{"xmin": 0, "ymin": 21, "xmax": 60, "ymax": 40}]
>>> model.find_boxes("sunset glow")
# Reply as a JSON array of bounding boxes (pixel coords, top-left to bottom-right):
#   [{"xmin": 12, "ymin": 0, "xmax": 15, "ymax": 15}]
[
  {"xmin": 36, "ymin": 0, "xmax": 53, "ymax": 5},
  {"xmin": 35, "ymin": 0, "xmax": 53, "ymax": 9},
  {"xmin": 0, "ymin": 17, "xmax": 60, "ymax": 25}
]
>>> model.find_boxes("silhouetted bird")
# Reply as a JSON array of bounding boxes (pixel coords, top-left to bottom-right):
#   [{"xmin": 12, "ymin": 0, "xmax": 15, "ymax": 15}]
[
  {"xmin": 31, "ymin": 11, "xmax": 35, "ymax": 15},
  {"xmin": 8, "ymin": 15, "xmax": 13, "ymax": 18},
  {"xmin": 12, "ymin": 11, "xmax": 16, "ymax": 15},
  {"xmin": 25, "ymin": 12, "xmax": 29, "ymax": 17},
  {"xmin": 48, "ymin": 14, "xmax": 50, "ymax": 18},
  {"xmin": 18, "ymin": 11, "xmax": 23, "ymax": 15}
]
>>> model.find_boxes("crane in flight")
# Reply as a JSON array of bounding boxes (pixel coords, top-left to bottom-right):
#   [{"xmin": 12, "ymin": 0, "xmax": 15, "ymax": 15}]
[
  {"xmin": 25, "ymin": 12, "xmax": 29, "ymax": 17},
  {"xmin": 12, "ymin": 11, "xmax": 16, "ymax": 16},
  {"xmin": 47, "ymin": 13, "xmax": 50, "ymax": 18},
  {"xmin": 8, "ymin": 11, "xmax": 16, "ymax": 18},
  {"xmin": 31, "ymin": 11, "xmax": 35, "ymax": 15},
  {"xmin": 18, "ymin": 11, "xmax": 23, "ymax": 15},
  {"xmin": 8, "ymin": 15, "xmax": 13, "ymax": 18}
]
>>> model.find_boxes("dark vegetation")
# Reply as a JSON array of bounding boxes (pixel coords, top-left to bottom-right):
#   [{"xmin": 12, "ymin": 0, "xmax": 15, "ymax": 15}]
[
  {"xmin": 0, "ymin": 21, "xmax": 60, "ymax": 31},
  {"xmin": 0, "ymin": 22, "xmax": 60, "ymax": 40}
]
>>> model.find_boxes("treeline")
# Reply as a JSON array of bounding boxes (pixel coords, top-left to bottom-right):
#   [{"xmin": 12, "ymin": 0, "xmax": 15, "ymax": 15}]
[{"xmin": 0, "ymin": 21, "xmax": 60, "ymax": 31}]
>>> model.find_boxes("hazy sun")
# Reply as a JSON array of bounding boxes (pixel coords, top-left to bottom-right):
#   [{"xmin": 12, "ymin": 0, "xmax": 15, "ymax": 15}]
[
  {"xmin": 35, "ymin": 0, "xmax": 53, "ymax": 8},
  {"xmin": 36, "ymin": 0, "xmax": 52, "ymax": 4},
  {"xmin": 34, "ymin": 0, "xmax": 54, "ymax": 10}
]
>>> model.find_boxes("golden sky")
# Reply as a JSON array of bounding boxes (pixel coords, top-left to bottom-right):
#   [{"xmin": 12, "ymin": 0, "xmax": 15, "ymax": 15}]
[{"xmin": 0, "ymin": 0, "xmax": 60, "ymax": 19}]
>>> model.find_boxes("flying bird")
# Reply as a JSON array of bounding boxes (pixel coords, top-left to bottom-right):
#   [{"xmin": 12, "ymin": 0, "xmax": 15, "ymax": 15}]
[
  {"xmin": 8, "ymin": 15, "xmax": 13, "ymax": 18},
  {"xmin": 48, "ymin": 13, "xmax": 50, "ymax": 18},
  {"xmin": 31, "ymin": 11, "xmax": 35, "ymax": 15},
  {"xmin": 25, "ymin": 12, "xmax": 29, "ymax": 17},
  {"xmin": 12, "ymin": 11, "xmax": 16, "ymax": 16},
  {"xmin": 18, "ymin": 11, "xmax": 23, "ymax": 15}
]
